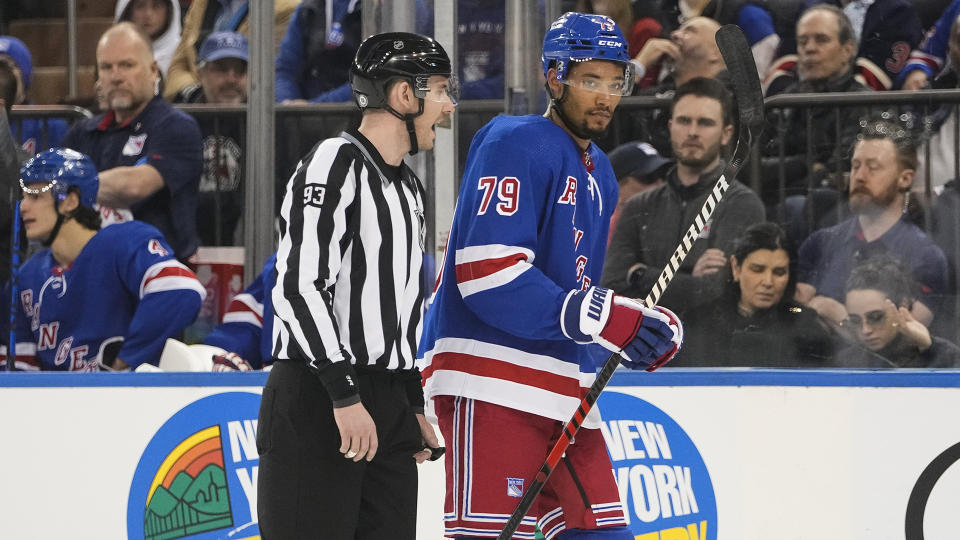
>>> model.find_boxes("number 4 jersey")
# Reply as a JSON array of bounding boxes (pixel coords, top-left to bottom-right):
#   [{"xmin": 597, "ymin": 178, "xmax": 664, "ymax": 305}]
[
  {"xmin": 417, "ymin": 114, "xmax": 619, "ymax": 427},
  {"xmin": 1, "ymin": 221, "xmax": 206, "ymax": 371}
]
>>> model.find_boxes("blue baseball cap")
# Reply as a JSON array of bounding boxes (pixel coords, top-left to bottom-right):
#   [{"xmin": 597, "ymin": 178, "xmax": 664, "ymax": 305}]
[
  {"xmin": 198, "ymin": 32, "xmax": 249, "ymax": 65},
  {"xmin": 0, "ymin": 36, "xmax": 32, "ymax": 90},
  {"xmin": 608, "ymin": 141, "xmax": 672, "ymax": 182}
]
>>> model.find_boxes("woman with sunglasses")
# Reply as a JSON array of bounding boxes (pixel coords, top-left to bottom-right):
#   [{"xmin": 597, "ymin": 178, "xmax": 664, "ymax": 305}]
[
  {"xmin": 840, "ymin": 255, "xmax": 960, "ymax": 367},
  {"xmin": 675, "ymin": 222, "xmax": 834, "ymax": 366}
]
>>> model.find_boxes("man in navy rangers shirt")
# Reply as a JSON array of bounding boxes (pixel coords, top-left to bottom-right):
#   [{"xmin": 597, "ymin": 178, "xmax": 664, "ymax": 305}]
[{"xmin": 63, "ymin": 22, "xmax": 202, "ymax": 261}]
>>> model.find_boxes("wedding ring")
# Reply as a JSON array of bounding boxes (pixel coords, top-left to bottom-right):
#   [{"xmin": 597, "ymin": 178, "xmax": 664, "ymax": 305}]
[{"xmin": 345, "ymin": 450, "xmax": 358, "ymax": 458}]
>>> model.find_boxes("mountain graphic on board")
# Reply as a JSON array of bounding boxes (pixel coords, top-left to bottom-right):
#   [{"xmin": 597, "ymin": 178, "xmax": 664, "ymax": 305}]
[{"xmin": 143, "ymin": 425, "xmax": 233, "ymax": 539}]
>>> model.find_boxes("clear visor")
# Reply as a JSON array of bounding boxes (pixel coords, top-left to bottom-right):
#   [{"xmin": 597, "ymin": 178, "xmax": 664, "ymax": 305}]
[
  {"xmin": 557, "ymin": 59, "xmax": 635, "ymax": 96},
  {"xmin": 19, "ymin": 178, "xmax": 58, "ymax": 198},
  {"xmin": 414, "ymin": 75, "xmax": 460, "ymax": 105}
]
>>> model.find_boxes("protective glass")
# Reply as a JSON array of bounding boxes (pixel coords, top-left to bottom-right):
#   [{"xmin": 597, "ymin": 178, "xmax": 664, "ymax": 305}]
[
  {"xmin": 845, "ymin": 310, "xmax": 887, "ymax": 329},
  {"xmin": 415, "ymin": 75, "xmax": 460, "ymax": 105},
  {"xmin": 558, "ymin": 59, "xmax": 635, "ymax": 96}
]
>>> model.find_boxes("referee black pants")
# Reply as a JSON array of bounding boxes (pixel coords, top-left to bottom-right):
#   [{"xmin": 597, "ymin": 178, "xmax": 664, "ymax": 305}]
[{"xmin": 256, "ymin": 360, "xmax": 422, "ymax": 539}]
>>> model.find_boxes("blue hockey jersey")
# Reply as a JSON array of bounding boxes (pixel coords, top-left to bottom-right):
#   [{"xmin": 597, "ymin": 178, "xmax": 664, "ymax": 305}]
[
  {"xmin": 203, "ymin": 254, "xmax": 276, "ymax": 369},
  {"xmin": 417, "ymin": 115, "xmax": 618, "ymax": 427},
  {"xmin": 1, "ymin": 221, "xmax": 206, "ymax": 371}
]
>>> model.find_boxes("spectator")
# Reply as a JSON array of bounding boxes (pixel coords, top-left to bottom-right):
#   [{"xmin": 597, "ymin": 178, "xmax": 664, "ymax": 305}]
[
  {"xmin": 760, "ymin": 4, "xmax": 872, "ymax": 207},
  {"xmin": 203, "ymin": 253, "xmax": 275, "ymax": 369},
  {"xmin": 905, "ymin": 13, "xmax": 960, "ymax": 194},
  {"xmin": 767, "ymin": 0, "xmax": 923, "ymax": 91},
  {"xmin": 674, "ymin": 222, "xmax": 834, "ymax": 367},
  {"xmin": 796, "ymin": 119, "xmax": 949, "ymax": 329},
  {"xmin": 163, "ymin": 0, "xmax": 298, "ymax": 100},
  {"xmin": 623, "ymin": 16, "xmax": 727, "ymax": 156},
  {"xmin": 580, "ymin": 0, "xmax": 662, "ymax": 58},
  {"xmin": 632, "ymin": 16, "xmax": 725, "ymax": 93},
  {"xmin": 0, "ymin": 149, "xmax": 204, "ymax": 371},
  {"xmin": 0, "ymin": 36, "xmax": 68, "ymax": 153},
  {"xmin": 275, "ymin": 0, "xmax": 360, "ymax": 104},
  {"xmin": 417, "ymin": 0, "xmax": 506, "ymax": 99},
  {"xmin": 700, "ymin": 0, "xmax": 794, "ymax": 78},
  {"xmin": 114, "ymin": 0, "xmax": 182, "ymax": 76},
  {"xmin": 173, "ymin": 31, "xmax": 248, "ymax": 246},
  {"xmin": 899, "ymin": 0, "xmax": 960, "ymax": 90},
  {"xmin": 578, "ymin": 0, "xmax": 664, "ymax": 86},
  {"xmin": 837, "ymin": 255, "xmax": 960, "ymax": 367},
  {"xmin": 606, "ymin": 140, "xmax": 671, "ymax": 240},
  {"xmin": 62, "ymin": 23, "xmax": 203, "ymax": 261},
  {"xmin": 602, "ymin": 77, "xmax": 765, "ymax": 312}
]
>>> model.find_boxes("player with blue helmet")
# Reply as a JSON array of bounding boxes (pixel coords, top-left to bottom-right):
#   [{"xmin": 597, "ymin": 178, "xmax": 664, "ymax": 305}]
[
  {"xmin": 418, "ymin": 12, "xmax": 682, "ymax": 540},
  {"xmin": 1, "ymin": 148, "xmax": 206, "ymax": 371},
  {"xmin": 541, "ymin": 12, "xmax": 636, "ymax": 141},
  {"xmin": 19, "ymin": 148, "xmax": 99, "ymax": 246}
]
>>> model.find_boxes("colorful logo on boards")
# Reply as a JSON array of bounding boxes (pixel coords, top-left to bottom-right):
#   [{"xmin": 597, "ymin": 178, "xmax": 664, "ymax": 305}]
[
  {"xmin": 598, "ymin": 391, "xmax": 717, "ymax": 539},
  {"xmin": 128, "ymin": 392, "xmax": 262, "ymax": 540}
]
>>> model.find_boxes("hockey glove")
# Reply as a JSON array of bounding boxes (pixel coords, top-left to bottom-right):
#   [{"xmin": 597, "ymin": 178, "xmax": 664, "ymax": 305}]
[
  {"xmin": 561, "ymin": 286, "xmax": 683, "ymax": 371},
  {"xmin": 212, "ymin": 352, "xmax": 253, "ymax": 372}
]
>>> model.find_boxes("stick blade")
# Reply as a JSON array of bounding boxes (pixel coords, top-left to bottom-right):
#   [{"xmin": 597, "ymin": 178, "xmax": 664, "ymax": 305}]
[{"xmin": 715, "ymin": 24, "xmax": 764, "ymax": 131}]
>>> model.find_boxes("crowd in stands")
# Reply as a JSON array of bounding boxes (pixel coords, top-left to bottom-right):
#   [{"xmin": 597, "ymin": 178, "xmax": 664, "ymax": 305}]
[{"xmin": 1, "ymin": 0, "xmax": 960, "ymax": 371}]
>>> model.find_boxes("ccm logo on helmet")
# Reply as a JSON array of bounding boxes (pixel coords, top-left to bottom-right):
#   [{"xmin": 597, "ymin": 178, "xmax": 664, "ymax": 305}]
[{"xmin": 597, "ymin": 40, "xmax": 622, "ymax": 47}]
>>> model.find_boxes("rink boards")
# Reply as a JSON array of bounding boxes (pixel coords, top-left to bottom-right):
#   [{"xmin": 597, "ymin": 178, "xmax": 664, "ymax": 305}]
[{"xmin": 0, "ymin": 369, "xmax": 957, "ymax": 540}]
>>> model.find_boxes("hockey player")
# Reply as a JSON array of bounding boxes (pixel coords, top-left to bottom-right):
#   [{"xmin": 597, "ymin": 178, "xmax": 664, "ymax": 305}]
[
  {"xmin": 257, "ymin": 32, "xmax": 456, "ymax": 539},
  {"xmin": 417, "ymin": 12, "xmax": 684, "ymax": 540},
  {"xmin": 0, "ymin": 148, "xmax": 205, "ymax": 371},
  {"xmin": 202, "ymin": 253, "xmax": 276, "ymax": 369}
]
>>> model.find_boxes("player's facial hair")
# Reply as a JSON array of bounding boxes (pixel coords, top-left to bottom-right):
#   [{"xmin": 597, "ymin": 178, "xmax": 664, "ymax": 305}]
[{"xmin": 557, "ymin": 98, "xmax": 610, "ymax": 140}]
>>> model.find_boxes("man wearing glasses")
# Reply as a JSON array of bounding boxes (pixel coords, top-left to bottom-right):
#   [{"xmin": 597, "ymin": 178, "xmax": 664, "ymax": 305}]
[{"xmin": 417, "ymin": 12, "xmax": 682, "ymax": 540}]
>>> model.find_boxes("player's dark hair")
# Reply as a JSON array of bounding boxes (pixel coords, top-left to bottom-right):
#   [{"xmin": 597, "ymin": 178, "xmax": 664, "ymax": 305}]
[
  {"xmin": 845, "ymin": 254, "xmax": 914, "ymax": 306},
  {"xmin": 0, "ymin": 61, "xmax": 16, "ymax": 114},
  {"xmin": 730, "ymin": 221, "xmax": 796, "ymax": 303},
  {"xmin": 66, "ymin": 187, "xmax": 102, "ymax": 231},
  {"xmin": 857, "ymin": 118, "xmax": 918, "ymax": 172},
  {"xmin": 672, "ymin": 77, "xmax": 734, "ymax": 127}
]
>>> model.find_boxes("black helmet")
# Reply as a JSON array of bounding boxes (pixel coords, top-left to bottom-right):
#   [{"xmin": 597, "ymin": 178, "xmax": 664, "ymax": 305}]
[{"xmin": 350, "ymin": 32, "xmax": 454, "ymax": 112}]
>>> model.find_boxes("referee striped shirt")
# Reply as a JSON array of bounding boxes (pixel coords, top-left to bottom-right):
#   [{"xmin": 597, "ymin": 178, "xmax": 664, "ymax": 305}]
[{"xmin": 272, "ymin": 129, "xmax": 426, "ymax": 389}]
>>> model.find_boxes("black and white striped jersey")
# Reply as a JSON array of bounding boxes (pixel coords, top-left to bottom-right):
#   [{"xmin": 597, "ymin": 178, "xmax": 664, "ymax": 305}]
[{"xmin": 272, "ymin": 129, "xmax": 426, "ymax": 375}]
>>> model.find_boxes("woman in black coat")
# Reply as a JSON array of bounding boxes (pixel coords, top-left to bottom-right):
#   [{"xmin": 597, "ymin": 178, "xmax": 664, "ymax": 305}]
[{"xmin": 673, "ymin": 222, "xmax": 834, "ymax": 367}]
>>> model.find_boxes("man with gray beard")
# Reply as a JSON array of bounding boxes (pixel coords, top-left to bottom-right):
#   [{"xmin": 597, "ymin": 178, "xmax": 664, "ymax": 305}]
[
  {"xmin": 796, "ymin": 120, "xmax": 948, "ymax": 329},
  {"xmin": 63, "ymin": 22, "xmax": 202, "ymax": 261}
]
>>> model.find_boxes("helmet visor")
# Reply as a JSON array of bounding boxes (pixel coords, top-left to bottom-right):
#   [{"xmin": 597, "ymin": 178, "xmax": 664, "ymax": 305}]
[
  {"xmin": 556, "ymin": 59, "xmax": 635, "ymax": 96},
  {"xmin": 19, "ymin": 178, "xmax": 59, "ymax": 198},
  {"xmin": 414, "ymin": 75, "xmax": 460, "ymax": 105}
]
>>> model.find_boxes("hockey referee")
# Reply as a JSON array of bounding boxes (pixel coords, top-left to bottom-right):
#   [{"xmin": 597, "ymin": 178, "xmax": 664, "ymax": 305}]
[{"xmin": 256, "ymin": 32, "xmax": 458, "ymax": 539}]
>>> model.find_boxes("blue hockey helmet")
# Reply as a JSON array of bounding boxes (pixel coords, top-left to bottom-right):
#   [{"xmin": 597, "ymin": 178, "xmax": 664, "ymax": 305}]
[
  {"xmin": 20, "ymin": 148, "xmax": 99, "ymax": 208},
  {"xmin": 541, "ymin": 12, "xmax": 635, "ymax": 96}
]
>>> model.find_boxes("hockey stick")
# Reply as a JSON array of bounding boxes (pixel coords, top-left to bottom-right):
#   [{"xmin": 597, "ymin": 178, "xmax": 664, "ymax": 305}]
[
  {"xmin": 7, "ymin": 199, "xmax": 20, "ymax": 372},
  {"xmin": 497, "ymin": 25, "xmax": 764, "ymax": 539}
]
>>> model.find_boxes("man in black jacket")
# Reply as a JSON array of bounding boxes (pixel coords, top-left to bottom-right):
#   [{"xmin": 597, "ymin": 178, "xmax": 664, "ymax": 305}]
[
  {"xmin": 602, "ymin": 77, "xmax": 765, "ymax": 312},
  {"xmin": 761, "ymin": 4, "xmax": 872, "ymax": 209}
]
